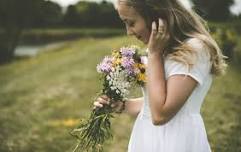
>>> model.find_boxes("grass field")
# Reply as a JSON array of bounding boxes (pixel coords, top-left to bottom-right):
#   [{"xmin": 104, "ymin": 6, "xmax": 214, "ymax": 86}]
[
  {"xmin": 19, "ymin": 28, "xmax": 125, "ymax": 45},
  {"xmin": 0, "ymin": 36, "xmax": 240, "ymax": 152}
]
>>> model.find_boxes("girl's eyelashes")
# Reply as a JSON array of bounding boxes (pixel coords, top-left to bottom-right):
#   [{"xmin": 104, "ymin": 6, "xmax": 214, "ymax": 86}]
[
  {"xmin": 125, "ymin": 21, "xmax": 134, "ymax": 27},
  {"xmin": 129, "ymin": 22, "xmax": 134, "ymax": 27},
  {"xmin": 122, "ymin": 19, "xmax": 135, "ymax": 27}
]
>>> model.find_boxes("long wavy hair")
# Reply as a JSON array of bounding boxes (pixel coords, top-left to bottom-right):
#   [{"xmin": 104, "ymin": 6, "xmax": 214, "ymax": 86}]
[{"xmin": 118, "ymin": 0, "xmax": 227, "ymax": 75}]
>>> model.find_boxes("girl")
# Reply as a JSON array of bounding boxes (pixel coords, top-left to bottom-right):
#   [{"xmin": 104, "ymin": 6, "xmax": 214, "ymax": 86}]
[{"xmin": 94, "ymin": 0, "xmax": 227, "ymax": 151}]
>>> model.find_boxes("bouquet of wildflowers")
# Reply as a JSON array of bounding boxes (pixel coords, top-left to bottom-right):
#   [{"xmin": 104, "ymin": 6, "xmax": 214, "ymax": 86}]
[{"xmin": 71, "ymin": 45, "xmax": 146, "ymax": 152}]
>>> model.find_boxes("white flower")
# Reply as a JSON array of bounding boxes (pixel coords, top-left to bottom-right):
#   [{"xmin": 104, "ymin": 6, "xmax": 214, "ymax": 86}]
[
  {"xmin": 106, "ymin": 75, "xmax": 111, "ymax": 80},
  {"xmin": 106, "ymin": 67, "xmax": 132, "ymax": 98}
]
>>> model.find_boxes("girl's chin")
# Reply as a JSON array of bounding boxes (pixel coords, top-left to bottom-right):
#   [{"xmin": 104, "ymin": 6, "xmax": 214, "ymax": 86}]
[
  {"xmin": 137, "ymin": 37, "xmax": 148, "ymax": 44},
  {"xmin": 142, "ymin": 39, "xmax": 148, "ymax": 44},
  {"xmin": 143, "ymin": 40, "xmax": 148, "ymax": 44},
  {"xmin": 144, "ymin": 36, "xmax": 150, "ymax": 44}
]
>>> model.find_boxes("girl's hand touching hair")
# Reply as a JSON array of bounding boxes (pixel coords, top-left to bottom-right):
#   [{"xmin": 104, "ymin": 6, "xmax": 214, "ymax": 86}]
[{"xmin": 148, "ymin": 18, "xmax": 170, "ymax": 55}]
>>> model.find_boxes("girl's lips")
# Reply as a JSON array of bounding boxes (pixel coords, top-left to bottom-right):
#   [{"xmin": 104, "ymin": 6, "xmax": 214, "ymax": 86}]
[{"xmin": 137, "ymin": 36, "xmax": 148, "ymax": 44}]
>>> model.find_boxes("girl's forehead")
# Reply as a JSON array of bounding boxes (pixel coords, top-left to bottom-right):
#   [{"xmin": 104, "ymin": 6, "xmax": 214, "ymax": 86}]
[{"xmin": 117, "ymin": 3, "xmax": 139, "ymax": 19}]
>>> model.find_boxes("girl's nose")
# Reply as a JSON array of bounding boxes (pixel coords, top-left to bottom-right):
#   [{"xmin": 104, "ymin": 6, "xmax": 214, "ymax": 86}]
[{"xmin": 126, "ymin": 27, "xmax": 135, "ymax": 36}]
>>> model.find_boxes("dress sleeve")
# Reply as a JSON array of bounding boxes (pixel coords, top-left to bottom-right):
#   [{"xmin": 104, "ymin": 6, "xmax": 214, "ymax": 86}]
[{"xmin": 165, "ymin": 38, "xmax": 212, "ymax": 85}]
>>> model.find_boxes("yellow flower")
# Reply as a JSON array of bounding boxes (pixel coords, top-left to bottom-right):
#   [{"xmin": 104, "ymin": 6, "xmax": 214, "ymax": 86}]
[
  {"xmin": 134, "ymin": 63, "xmax": 139, "ymax": 69},
  {"xmin": 112, "ymin": 50, "xmax": 120, "ymax": 58},
  {"xmin": 134, "ymin": 63, "xmax": 146, "ymax": 70},
  {"xmin": 137, "ymin": 73, "xmax": 146, "ymax": 82},
  {"xmin": 113, "ymin": 58, "xmax": 121, "ymax": 66},
  {"xmin": 138, "ymin": 63, "xmax": 146, "ymax": 69}
]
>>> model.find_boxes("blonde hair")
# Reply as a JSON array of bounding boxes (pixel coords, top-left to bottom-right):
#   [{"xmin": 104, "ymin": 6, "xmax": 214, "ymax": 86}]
[{"xmin": 118, "ymin": 0, "xmax": 227, "ymax": 75}]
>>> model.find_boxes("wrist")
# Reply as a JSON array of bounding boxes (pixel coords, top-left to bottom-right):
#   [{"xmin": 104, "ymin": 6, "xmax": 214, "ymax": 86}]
[
  {"xmin": 115, "ymin": 99, "xmax": 126, "ymax": 114},
  {"xmin": 148, "ymin": 51, "xmax": 162, "ymax": 59},
  {"xmin": 148, "ymin": 47, "xmax": 164, "ymax": 55}
]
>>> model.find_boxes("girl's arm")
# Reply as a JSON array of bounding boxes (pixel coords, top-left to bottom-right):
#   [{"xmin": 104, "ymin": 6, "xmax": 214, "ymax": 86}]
[
  {"xmin": 147, "ymin": 19, "xmax": 198, "ymax": 126},
  {"xmin": 94, "ymin": 96, "xmax": 143, "ymax": 118},
  {"xmin": 123, "ymin": 97, "xmax": 144, "ymax": 117},
  {"xmin": 147, "ymin": 53, "xmax": 197, "ymax": 126}
]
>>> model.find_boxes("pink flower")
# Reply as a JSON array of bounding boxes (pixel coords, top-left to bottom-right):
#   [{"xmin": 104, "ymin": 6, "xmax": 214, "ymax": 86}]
[{"xmin": 97, "ymin": 56, "xmax": 113, "ymax": 73}]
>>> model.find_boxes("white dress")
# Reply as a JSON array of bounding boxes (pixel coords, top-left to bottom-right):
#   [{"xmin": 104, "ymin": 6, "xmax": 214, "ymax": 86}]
[{"xmin": 128, "ymin": 38, "xmax": 212, "ymax": 152}]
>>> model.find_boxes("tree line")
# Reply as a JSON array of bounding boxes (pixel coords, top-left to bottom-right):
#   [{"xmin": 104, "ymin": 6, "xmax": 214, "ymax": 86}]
[
  {"xmin": 0, "ymin": 0, "xmax": 239, "ymax": 63},
  {"xmin": 0, "ymin": 0, "xmax": 123, "ymax": 28},
  {"xmin": 0, "ymin": 0, "xmax": 123, "ymax": 63}
]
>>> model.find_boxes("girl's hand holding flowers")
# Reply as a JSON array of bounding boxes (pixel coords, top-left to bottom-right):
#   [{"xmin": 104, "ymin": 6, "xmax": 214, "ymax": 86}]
[
  {"xmin": 71, "ymin": 45, "xmax": 146, "ymax": 152},
  {"xmin": 93, "ymin": 95, "xmax": 110, "ymax": 109},
  {"xmin": 94, "ymin": 95, "xmax": 125, "ymax": 113},
  {"xmin": 148, "ymin": 18, "xmax": 170, "ymax": 55}
]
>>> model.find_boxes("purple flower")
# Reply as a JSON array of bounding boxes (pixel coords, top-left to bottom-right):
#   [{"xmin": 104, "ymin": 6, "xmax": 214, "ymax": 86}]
[
  {"xmin": 121, "ymin": 57, "xmax": 135, "ymax": 75},
  {"xmin": 96, "ymin": 56, "xmax": 113, "ymax": 73},
  {"xmin": 121, "ymin": 57, "xmax": 134, "ymax": 69},
  {"xmin": 120, "ymin": 47, "xmax": 135, "ymax": 57}
]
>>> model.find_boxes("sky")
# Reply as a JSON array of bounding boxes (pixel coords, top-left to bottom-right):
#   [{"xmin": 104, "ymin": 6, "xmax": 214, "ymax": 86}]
[{"xmin": 50, "ymin": 0, "xmax": 241, "ymax": 15}]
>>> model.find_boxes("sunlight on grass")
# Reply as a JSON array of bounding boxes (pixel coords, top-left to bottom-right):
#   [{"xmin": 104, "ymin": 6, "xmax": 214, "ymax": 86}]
[
  {"xmin": 47, "ymin": 118, "xmax": 80, "ymax": 127},
  {"xmin": 0, "ymin": 36, "xmax": 240, "ymax": 152}
]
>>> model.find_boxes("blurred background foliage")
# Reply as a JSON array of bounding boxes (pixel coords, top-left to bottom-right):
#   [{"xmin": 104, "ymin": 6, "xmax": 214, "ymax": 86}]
[
  {"xmin": 192, "ymin": 0, "xmax": 235, "ymax": 21},
  {"xmin": 0, "ymin": 0, "xmax": 123, "ymax": 63},
  {"xmin": 0, "ymin": 0, "xmax": 241, "ymax": 64},
  {"xmin": 0, "ymin": 0, "xmax": 240, "ymax": 152}
]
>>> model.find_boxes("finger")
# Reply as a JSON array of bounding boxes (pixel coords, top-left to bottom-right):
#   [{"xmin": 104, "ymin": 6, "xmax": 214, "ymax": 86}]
[
  {"xmin": 161, "ymin": 18, "xmax": 168, "ymax": 33},
  {"xmin": 158, "ymin": 18, "xmax": 164, "ymax": 28},
  {"xmin": 100, "ymin": 95, "xmax": 110, "ymax": 102},
  {"xmin": 111, "ymin": 101, "xmax": 123, "ymax": 108},
  {"xmin": 97, "ymin": 97, "xmax": 110, "ymax": 104},
  {"xmin": 94, "ymin": 102, "xmax": 103, "ymax": 108},
  {"xmin": 111, "ymin": 103, "xmax": 117, "ymax": 108},
  {"xmin": 152, "ymin": 21, "xmax": 158, "ymax": 34},
  {"xmin": 101, "ymin": 95, "xmax": 108, "ymax": 99},
  {"xmin": 158, "ymin": 18, "xmax": 164, "ymax": 34}
]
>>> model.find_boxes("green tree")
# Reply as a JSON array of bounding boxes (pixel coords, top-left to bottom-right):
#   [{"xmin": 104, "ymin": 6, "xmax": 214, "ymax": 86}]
[
  {"xmin": 191, "ymin": 0, "xmax": 234, "ymax": 21},
  {"xmin": 0, "ymin": 0, "xmax": 44, "ymax": 63},
  {"xmin": 98, "ymin": 1, "xmax": 122, "ymax": 27},
  {"xmin": 36, "ymin": 0, "xmax": 63, "ymax": 27},
  {"xmin": 63, "ymin": 5, "xmax": 80, "ymax": 27},
  {"xmin": 76, "ymin": 1, "xmax": 100, "ymax": 27},
  {"xmin": 63, "ymin": 1, "xmax": 122, "ymax": 28}
]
